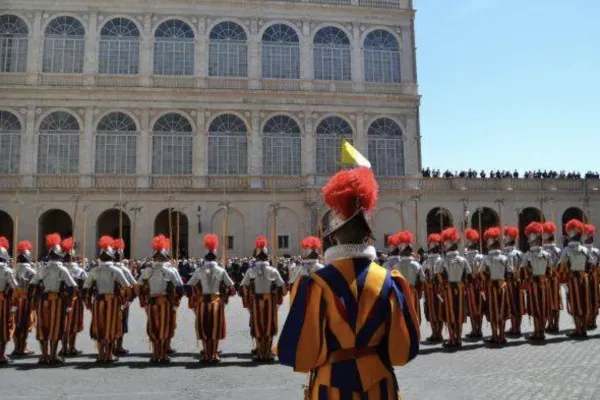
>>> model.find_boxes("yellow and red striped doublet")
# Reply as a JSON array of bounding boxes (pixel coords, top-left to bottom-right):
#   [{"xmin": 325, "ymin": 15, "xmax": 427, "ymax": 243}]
[
  {"xmin": 0, "ymin": 292, "xmax": 13, "ymax": 343},
  {"xmin": 36, "ymin": 292, "xmax": 67, "ymax": 343},
  {"xmin": 278, "ymin": 257, "xmax": 420, "ymax": 399},
  {"xmin": 90, "ymin": 293, "xmax": 123, "ymax": 342},
  {"xmin": 65, "ymin": 291, "xmax": 84, "ymax": 336},
  {"xmin": 485, "ymin": 279, "xmax": 509, "ymax": 326},
  {"xmin": 195, "ymin": 293, "xmax": 226, "ymax": 341},
  {"xmin": 146, "ymin": 295, "xmax": 175, "ymax": 342},
  {"xmin": 250, "ymin": 292, "xmax": 278, "ymax": 339},
  {"xmin": 12, "ymin": 288, "xmax": 35, "ymax": 336}
]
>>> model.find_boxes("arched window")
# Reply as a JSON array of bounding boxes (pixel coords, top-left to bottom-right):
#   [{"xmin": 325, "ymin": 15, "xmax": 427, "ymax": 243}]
[
  {"xmin": 209, "ymin": 22, "xmax": 247, "ymax": 77},
  {"xmin": 261, "ymin": 24, "xmax": 300, "ymax": 79},
  {"xmin": 208, "ymin": 114, "xmax": 248, "ymax": 175},
  {"xmin": 153, "ymin": 20, "xmax": 194, "ymax": 76},
  {"xmin": 367, "ymin": 118, "xmax": 404, "ymax": 176},
  {"xmin": 99, "ymin": 18, "xmax": 140, "ymax": 75},
  {"xmin": 364, "ymin": 30, "xmax": 400, "ymax": 83},
  {"xmin": 37, "ymin": 111, "xmax": 80, "ymax": 174},
  {"xmin": 95, "ymin": 112, "xmax": 137, "ymax": 174},
  {"xmin": 316, "ymin": 116, "xmax": 353, "ymax": 175},
  {"xmin": 152, "ymin": 113, "xmax": 193, "ymax": 175},
  {"xmin": 263, "ymin": 115, "xmax": 301, "ymax": 176},
  {"xmin": 0, "ymin": 111, "xmax": 22, "ymax": 173},
  {"xmin": 0, "ymin": 15, "xmax": 28, "ymax": 73},
  {"xmin": 313, "ymin": 27, "xmax": 351, "ymax": 81},
  {"xmin": 43, "ymin": 16, "xmax": 85, "ymax": 73}
]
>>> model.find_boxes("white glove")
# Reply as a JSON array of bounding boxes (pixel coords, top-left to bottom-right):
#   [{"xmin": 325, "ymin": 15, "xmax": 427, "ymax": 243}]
[
  {"xmin": 10, "ymin": 306, "xmax": 17, "ymax": 313},
  {"xmin": 66, "ymin": 307, "xmax": 73, "ymax": 313},
  {"xmin": 437, "ymin": 294, "xmax": 444, "ymax": 303},
  {"xmin": 481, "ymin": 293, "xmax": 487, "ymax": 302}
]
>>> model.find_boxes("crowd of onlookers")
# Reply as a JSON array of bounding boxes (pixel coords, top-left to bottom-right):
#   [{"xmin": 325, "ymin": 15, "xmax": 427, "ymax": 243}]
[{"xmin": 421, "ymin": 168, "xmax": 600, "ymax": 180}]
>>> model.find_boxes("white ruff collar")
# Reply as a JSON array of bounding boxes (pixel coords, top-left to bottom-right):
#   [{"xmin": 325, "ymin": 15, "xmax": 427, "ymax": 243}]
[{"xmin": 324, "ymin": 244, "xmax": 377, "ymax": 265}]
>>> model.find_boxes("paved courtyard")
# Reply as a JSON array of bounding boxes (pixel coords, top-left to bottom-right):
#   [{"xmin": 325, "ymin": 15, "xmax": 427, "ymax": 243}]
[{"xmin": 1, "ymin": 296, "xmax": 599, "ymax": 400}]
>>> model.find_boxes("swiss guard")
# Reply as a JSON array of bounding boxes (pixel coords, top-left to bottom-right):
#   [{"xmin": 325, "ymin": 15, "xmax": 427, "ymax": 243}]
[
  {"xmin": 481, "ymin": 227, "xmax": 510, "ymax": 346},
  {"xmin": 0, "ymin": 237, "xmax": 17, "ymax": 364},
  {"xmin": 464, "ymin": 228, "xmax": 484, "ymax": 339},
  {"xmin": 30, "ymin": 234, "xmax": 77, "ymax": 364},
  {"xmin": 278, "ymin": 158, "xmax": 420, "ymax": 399},
  {"xmin": 82, "ymin": 236, "xmax": 130, "ymax": 363},
  {"xmin": 289, "ymin": 236, "xmax": 324, "ymax": 303},
  {"xmin": 582, "ymin": 224, "xmax": 600, "ymax": 329},
  {"xmin": 61, "ymin": 237, "xmax": 87, "ymax": 357},
  {"xmin": 113, "ymin": 238, "xmax": 136, "ymax": 355},
  {"xmin": 438, "ymin": 227, "xmax": 471, "ymax": 348},
  {"xmin": 543, "ymin": 222, "xmax": 563, "ymax": 333},
  {"xmin": 559, "ymin": 219, "xmax": 591, "ymax": 338},
  {"xmin": 241, "ymin": 236, "xmax": 286, "ymax": 362},
  {"xmin": 12, "ymin": 240, "xmax": 37, "ymax": 357},
  {"xmin": 382, "ymin": 233, "xmax": 401, "ymax": 270},
  {"xmin": 504, "ymin": 226, "xmax": 525, "ymax": 336},
  {"xmin": 394, "ymin": 230, "xmax": 425, "ymax": 325},
  {"xmin": 521, "ymin": 222, "xmax": 551, "ymax": 341},
  {"xmin": 137, "ymin": 235, "xmax": 183, "ymax": 363},
  {"xmin": 186, "ymin": 234, "xmax": 235, "ymax": 364},
  {"xmin": 423, "ymin": 233, "xmax": 444, "ymax": 343}
]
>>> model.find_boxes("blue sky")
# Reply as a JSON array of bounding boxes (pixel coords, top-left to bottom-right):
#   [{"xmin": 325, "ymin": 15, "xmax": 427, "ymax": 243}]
[{"xmin": 415, "ymin": 0, "xmax": 600, "ymax": 172}]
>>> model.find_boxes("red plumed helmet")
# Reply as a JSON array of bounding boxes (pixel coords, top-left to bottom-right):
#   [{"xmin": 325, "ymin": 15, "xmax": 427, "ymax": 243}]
[
  {"xmin": 322, "ymin": 167, "xmax": 378, "ymax": 220},
  {"xmin": 255, "ymin": 235, "xmax": 268, "ymax": 249},
  {"xmin": 0, "ymin": 236, "xmax": 9, "ymax": 250},
  {"xmin": 543, "ymin": 222, "xmax": 557, "ymax": 234},
  {"xmin": 61, "ymin": 237, "xmax": 74, "ymax": 252},
  {"xmin": 113, "ymin": 238, "xmax": 125, "ymax": 250},
  {"xmin": 441, "ymin": 228, "xmax": 460, "ymax": 243},
  {"xmin": 465, "ymin": 228, "xmax": 480, "ymax": 242},
  {"xmin": 427, "ymin": 233, "xmax": 441, "ymax": 244},
  {"xmin": 152, "ymin": 235, "xmax": 170, "ymax": 251},
  {"xmin": 525, "ymin": 222, "xmax": 544, "ymax": 236},
  {"xmin": 484, "ymin": 227, "xmax": 502, "ymax": 241},
  {"xmin": 565, "ymin": 219, "xmax": 584, "ymax": 234},
  {"xmin": 396, "ymin": 231, "xmax": 413, "ymax": 245},
  {"xmin": 45, "ymin": 233, "xmax": 61, "ymax": 250},
  {"xmin": 584, "ymin": 224, "xmax": 595, "ymax": 236},
  {"xmin": 204, "ymin": 234, "xmax": 219, "ymax": 251},
  {"xmin": 301, "ymin": 236, "xmax": 322, "ymax": 250},
  {"xmin": 387, "ymin": 233, "xmax": 400, "ymax": 247},
  {"xmin": 17, "ymin": 240, "xmax": 32, "ymax": 253},
  {"xmin": 504, "ymin": 226, "xmax": 519, "ymax": 239},
  {"xmin": 98, "ymin": 236, "xmax": 114, "ymax": 249}
]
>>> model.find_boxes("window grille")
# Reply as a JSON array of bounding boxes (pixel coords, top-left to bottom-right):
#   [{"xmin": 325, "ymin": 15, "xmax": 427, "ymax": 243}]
[
  {"xmin": 367, "ymin": 118, "xmax": 404, "ymax": 176},
  {"xmin": 313, "ymin": 27, "xmax": 351, "ymax": 81},
  {"xmin": 0, "ymin": 110, "xmax": 21, "ymax": 173},
  {"xmin": 0, "ymin": 15, "xmax": 28, "ymax": 72},
  {"xmin": 277, "ymin": 235, "xmax": 290, "ymax": 250},
  {"xmin": 208, "ymin": 114, "xmax": 248, "ymax": 175},
  {"xmin": 261, "ymin": 24, "xmax": 300, "ymax": 79},
  {"xmin": 153, "ymin": 20, "xmax": 194, "ymax": 76},
  {"xmin": 99, "ymin": 18, "xmax": 140, "ymax": 75},
  {"xmin": 209, "ymin": 22, "xmax": 247, "ymax": 77},
  {"xmin": 152, "ymin": 113, "xmax": 193, "ymax": 175},
  {"xmin": 37, "ymin": 111, "xmax": 80, "ymax": 174},
  {"xmin": 262, "ymin": 115, "xmax": 301, "ymax": 176},
  {"xmin": 43, "ymin": 16, "xmax": 85, "ymax": 73},
  {"xmin": 315, "ymin": 116, "xmax": 353, "ymax": 175},
  {"xmin": 95, "ymin": 112, "xmax": 137, "ymax": 174},
  {"xmin": 364, "ymin": 30, "xmax": 400, "ymax": 83}
]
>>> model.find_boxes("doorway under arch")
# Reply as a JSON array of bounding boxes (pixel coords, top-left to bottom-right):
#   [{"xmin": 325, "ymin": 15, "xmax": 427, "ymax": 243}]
[
  {"xmin": 154, "ymin": 208, "xmax": 189, "ymax": 259},
  {"xmin": 97, "ymin": 208, "xmax": 132, "ymax": 258}
]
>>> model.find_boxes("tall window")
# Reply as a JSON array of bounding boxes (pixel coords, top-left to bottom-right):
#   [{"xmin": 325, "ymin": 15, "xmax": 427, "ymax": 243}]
[
  {"xmin": 315, "ymin": 116, "xmax": 353, "ymax": 175},
  {"xmin": 152, "ymin": 113, "xmax": 193, "ymax": 175},
  {"xmin": 209, "ymin": 22, "xmax": 247, "ymax": 77},
  {"xmin": 95, "ymin": 112, "xmax": 137, "ymax": 174},
  {"xmin": 0, "ymin": 15, "xmax": 28, "ymax": 72},
  {"xmin": 313, "ymin": 27, "xmax": 351, "ymax": 81},
  {"xmin": 208, "ymin": 114, "xmax": 248, "ymax": 175},
  {"xmin": 153, "ymin": 20, "xmax": 194, "ymax": 76},
  {"xmin": 0, "ymin": 110, "xmax": 21, "ymax": 173},
  {"xmin": 263, "ymin": 115, "xmax": 301, "ymax": 176},
  {"xmin": 37, "ymin": 111, "xmax": 80, "ymax": 174},
  {"xmin": 364, "ymin": 30, "xmax": 400, "ymax": 83},
  {"xmin": 261, "ymin": 24, "xmax": 300, "ymax": 79},
  {"xmin": 99, "ymin": 18, "xmax": 140, "ymax": 75},
  {"xmin": 43, "ymin": 16, "xmax": 85, "ymax": 73},
  {"xmin": 367, "ymin": 118, "xmax": 404, "ymax": 177}
]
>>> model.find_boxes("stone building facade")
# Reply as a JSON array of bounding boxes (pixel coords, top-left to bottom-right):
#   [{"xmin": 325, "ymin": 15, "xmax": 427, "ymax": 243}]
[{"xmin": 0, "ymin": 0, "xmax": 596, "ymax": 258}]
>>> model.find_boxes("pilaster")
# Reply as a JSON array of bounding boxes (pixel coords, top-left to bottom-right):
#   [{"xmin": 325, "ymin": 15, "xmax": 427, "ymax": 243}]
[
  {"xmin": 21, "ymin": 106, "xmax": 37, "ymax": 187},
  {"xmin": 139, "ymin": 15, "xmax": 152, "ymax": 87},
  {"xmin": 26, "ymin": 12, "xmax": 42, "ymax": 84},
  {"xmin": 355, "ymin": 113, "xmax": 366, "ymax": 153},
  {"xmin": 196, "ymin": 18, "xmax": 207, "ymax": 86},
  {"xmin": 194, "ymin": 110, "xmax": 206, "ymax": 180},
  {"xmin": 302, "ymin": 111, "xmax": 315, "ymax": 175},
  {"xmin": 137, "ymin": 109, "xmax": 150, "ymax": 188},
  {"xmin": 83, "ymin": 12, "xmax": 98, "ymax": 84},
  {"xmin": 248, "ymin": 19, "xmax": 260, "ymax": 89},
  {"xmin": 400, "ymin": 25, "xmax": 414, "ymax": 83},
  {"xmin": 351, "ymin": 22, "xmax": 364, "ymax": 89},
  {"xmin": 80, "ymin": 107, "xmax": 94, "ymax": 187},
  {"xmin": 249, "ymin": 110, "xmax": 262, "ymax": 178}
]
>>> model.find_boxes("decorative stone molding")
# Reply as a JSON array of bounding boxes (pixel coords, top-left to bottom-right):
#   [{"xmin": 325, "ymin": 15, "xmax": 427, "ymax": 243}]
[
  {"xmin": 205, "ymin": 111, "xmax": 211, "ymax": 117},
  {"xmin": 93, "ymin": 108, "xmax": 100, "ymax": 115},
  {"xmin": 20, "ymin": 108, "xmax": 27, "ymax": 115},
  {"xmin": 35, "ymin": 108, "xmax": 42, "ymax": 115},
  {"xmin": 78, "ymin": 109, "xmax": 85, "ymax": 116},
  {"xmin": 190, "ymin": 110, "xmax": 197, "ymax": 116}
]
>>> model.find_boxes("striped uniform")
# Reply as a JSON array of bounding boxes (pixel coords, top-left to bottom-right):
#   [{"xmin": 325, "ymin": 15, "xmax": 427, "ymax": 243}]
[
  {"xmin": 544, "ymin": 244, "xmax": 563, "ymax": 319},
  {"xmin": 521, "ymin": 247, "xmax": 551, "ymax": 336},
  {"xmin": 64, "ymin": 263, "xmax": 87, "ymax": 336},
  {"xmin": 13, "ymin": 263, "xmax": 37, "ymax": 336},
  {"xmin": 114, "ymin": 262, "xmax": 137, "ymax": 334},
  {"xmin": 559, "ymin": 243, "xmax": 590, "ymax": 321},
  {"xmin": 0, "ymin": 263, "xmax": 17, "ymax": 344},
  {"xmin": 437, "ymin": 251, "xmax": 471, "ymax": 344},
  {"xmin": 30, "ymin": 261, "xmax": 77, "ymax": 342},
  {"xmin": 278, "ymin": 246, "xmax": 420, "ymax": 400},
  {"xmin": 83, "ymin": 262, "xmax": 130, "ymax": 342},
  {"xmin": 289, "ymin": 260, "xmax": 324, "ymax": 304}
]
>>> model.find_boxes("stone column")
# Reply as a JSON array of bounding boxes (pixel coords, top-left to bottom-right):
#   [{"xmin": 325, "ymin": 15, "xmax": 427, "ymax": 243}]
[
  {"xmin": 302, "ymin": 111, "xmax": 315, "ymax": 176},
  {"xmin": 194, "ymin": 110, "xmax": 206, "ymax": 187},
  {"xmin": 400, "ymin": 25, "xmax": 414, "ymax": 83},
  {"xmin": 27, "ymin": 12, "xmax": 42, "ymax": 84},
  {"xmin": 351, "ymin": 22, "xmax": 364, "ymax": 90},
  {"xmin": 80, "ymin": 107, "xmax": 94, "ymax": 187},
  {"xmin": 404, "ymin": 114, "xmax": 419, "ymax": 177},
  {"xmin": 300, "ymin": 21, "xmax": 312, "ymax": 85},
  {"xmin": 355, "ymin": 113, "xmax": 366, "ymax": 153},
  {"xmin": 139, "ymin": 15, "xmax": 152, "ymax": 87},
  {"xmin": 137, "ymin": 109, "xmax": 150, "ymax": 188},
  {"xmin": 249, "ymin": 110, "xmax": 262, "ymax": 187},
  {"xmin": 196, "ymin": 18, "xmax": 207, "ymax": 88},
  {"xmin": 248, "ymin": 19, "xmax": 260, "ymax": 89},
  {"xmin": 20, "ymin": 106, "xmax": 37, "ymax": 187},
  {"xmin": 83, "ymin": 12, "xmax": 98, "ymax": 85}
]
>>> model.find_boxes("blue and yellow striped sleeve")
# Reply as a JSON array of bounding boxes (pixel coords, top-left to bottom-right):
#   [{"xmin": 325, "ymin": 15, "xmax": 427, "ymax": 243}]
[
  {"xmin": 277, "ymin": 277, "xmax": 327, "ymax": 372},
  {"xmin": 388, "ymin": 270, "xmax": 420, "ymax": 365}
]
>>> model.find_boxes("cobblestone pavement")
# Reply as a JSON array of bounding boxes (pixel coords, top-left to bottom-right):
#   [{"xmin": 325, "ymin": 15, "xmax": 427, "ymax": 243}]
[{"xmin": 1, "ymin": 295, "xmax": 600, "ymax": 400}]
